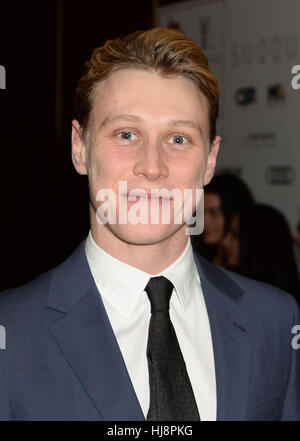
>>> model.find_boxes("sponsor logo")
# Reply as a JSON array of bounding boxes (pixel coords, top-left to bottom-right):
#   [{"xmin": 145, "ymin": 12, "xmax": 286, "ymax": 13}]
[
  {"xmin": 267, "ymin": 83, "xmax": 286, "ymax": 103},
  {"xmin": 266, "ymin": 166, "xmax": 295, "ymax": 185},
  {"xmin": 230, "ymin": 33, "xmax": 298, "ymax": 69},
  {"xmin": 244, "ymin": 132, "xmax": 276, "ymax": 149},
  {"xmin": 198, "ymin": 15, "xmax": 211, "ymax": 51},
  {"xmin": 235, "ymin": 87, "xmax": 256, "ymax": 106}
]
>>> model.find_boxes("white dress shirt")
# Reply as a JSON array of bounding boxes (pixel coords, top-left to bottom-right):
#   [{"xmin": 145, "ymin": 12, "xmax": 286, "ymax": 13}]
[{"xmin": 85, "ymin": 230, "xmax": 217, "ymax": 420}]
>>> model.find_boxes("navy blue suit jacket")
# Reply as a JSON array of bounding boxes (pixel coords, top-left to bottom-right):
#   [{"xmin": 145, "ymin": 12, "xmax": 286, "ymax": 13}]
[{"xmin": 0, "ymin": 240, "xmax": 299, "ymax": 420}]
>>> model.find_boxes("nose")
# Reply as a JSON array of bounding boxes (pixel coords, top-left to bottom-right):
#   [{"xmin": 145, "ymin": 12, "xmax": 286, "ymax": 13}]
[{"xmin": 133, "ymin": 141, "xmax": 169, "ymax": 181}]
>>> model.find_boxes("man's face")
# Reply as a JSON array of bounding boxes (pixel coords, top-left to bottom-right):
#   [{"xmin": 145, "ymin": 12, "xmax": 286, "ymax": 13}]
[{"xmin": 72, "ymin": 68, "xmax": 220, "ymax": 246}]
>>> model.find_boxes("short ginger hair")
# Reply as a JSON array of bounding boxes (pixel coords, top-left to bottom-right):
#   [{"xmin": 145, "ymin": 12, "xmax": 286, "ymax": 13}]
[{"xmin": 75, "ymin": 27, "xmax": 220, "ymax": 143}]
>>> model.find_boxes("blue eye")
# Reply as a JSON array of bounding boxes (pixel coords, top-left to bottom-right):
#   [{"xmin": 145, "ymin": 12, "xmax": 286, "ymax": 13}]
[
  {"xmin": 118, "ymin": 131, "xmax": 136, "ymax": 141},
  {"xmin": 170, "ymin": 135, "xmax": 187, "ymax": 145}
]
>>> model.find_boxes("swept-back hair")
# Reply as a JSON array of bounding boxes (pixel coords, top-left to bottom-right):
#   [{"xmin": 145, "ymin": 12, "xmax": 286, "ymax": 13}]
[{"xmin": 75, "ymin": 27, "xmax": 220, "ymax": 142}]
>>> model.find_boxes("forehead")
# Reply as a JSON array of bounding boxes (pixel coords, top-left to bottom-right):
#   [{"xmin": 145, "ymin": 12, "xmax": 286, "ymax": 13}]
[{"xmin": 88, "ymin": 68, "xmax": 210, "ymax": 133}]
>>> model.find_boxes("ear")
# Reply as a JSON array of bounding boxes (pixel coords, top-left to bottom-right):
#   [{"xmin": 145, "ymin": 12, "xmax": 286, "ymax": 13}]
[
  {"xmin": 71, "ymin": 120, "xmax": 88, "ymax": 175},
  {"xmin": 203, "ymin": 135, "xmax": 221, "ymax": 186}
]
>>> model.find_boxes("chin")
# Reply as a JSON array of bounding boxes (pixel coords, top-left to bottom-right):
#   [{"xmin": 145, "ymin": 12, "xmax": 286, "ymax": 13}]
[
  {"xmin": 107, "ymin": 223, "xmax": 184, "ymax": 246},
  {"xmin": 203, "ymin": 237, "xmax": 217, "ymax": 245}
]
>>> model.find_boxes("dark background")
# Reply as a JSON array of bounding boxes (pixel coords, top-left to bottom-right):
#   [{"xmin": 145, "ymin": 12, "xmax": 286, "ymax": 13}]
[{"xmin": 0, "ymin": 0, "xmax": 182, "ymax": 291}]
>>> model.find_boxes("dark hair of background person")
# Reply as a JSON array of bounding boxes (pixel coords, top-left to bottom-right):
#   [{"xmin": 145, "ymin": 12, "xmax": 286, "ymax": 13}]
[
  {"xmin": 205, "ymin": 172, "xmax": 254, "ymax": 228},
  {"xmin": 237, "ymin": 203, "xmax": 300, "ymax": 304},
  {"xmin": 191, "ymin": 172, "xmax": 254, "ymax": 263}
]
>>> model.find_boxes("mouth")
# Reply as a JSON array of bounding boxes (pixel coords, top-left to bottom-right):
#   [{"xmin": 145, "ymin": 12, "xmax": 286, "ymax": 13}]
[{"xmin": 122, "ymin": 190, "xmax": 174, "ymax": 203}]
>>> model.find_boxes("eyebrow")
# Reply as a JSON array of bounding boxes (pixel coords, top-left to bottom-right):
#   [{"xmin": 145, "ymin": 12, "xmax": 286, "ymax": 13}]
[
  {"xmin": 97, "ymin": 113, "xmax": 203, "ymax": 136},
  {"xmin": 97, "ymin": 114, "xmax": 143, "ymax": 132},
  {"xmin": 169, "ymin": 119, "xmax": 204, "ymax": 136}
]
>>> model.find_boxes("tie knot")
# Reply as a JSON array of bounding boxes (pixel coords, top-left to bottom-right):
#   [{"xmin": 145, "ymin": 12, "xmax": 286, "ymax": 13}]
[{"xmin": 145, "ymin": 276, "xmax": 174, "ymax": 313}]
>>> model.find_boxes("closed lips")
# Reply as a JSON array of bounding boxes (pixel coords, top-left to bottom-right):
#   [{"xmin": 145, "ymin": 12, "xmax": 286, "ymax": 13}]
[{"xmin": 125, "ymin": 191, "xmax": 173, "ymax": 201}]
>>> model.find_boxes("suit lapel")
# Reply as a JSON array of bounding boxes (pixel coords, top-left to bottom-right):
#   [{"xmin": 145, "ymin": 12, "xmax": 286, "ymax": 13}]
[
  {"xmin": 46, "ymin": 240, "xmax": 254, "ymax": 421},
  {"xmin": 193, "ymin": 250, "xmax": 255, "ymax": 421},
  {"xmin": 46, "ymin": 241, "xmax": 145, "ymax": 421}
]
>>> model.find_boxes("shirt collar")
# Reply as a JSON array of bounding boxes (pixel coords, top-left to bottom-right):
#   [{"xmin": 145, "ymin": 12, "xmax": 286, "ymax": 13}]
[{"xmin": 85, "ymin": 230, "xmax": 199, "ymax": 319}]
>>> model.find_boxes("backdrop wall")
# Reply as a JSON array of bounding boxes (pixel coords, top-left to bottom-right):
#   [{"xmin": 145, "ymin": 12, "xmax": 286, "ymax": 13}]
[{"xmin": 159, "ymin": 0, "xmax": 300, "ymax": 230}]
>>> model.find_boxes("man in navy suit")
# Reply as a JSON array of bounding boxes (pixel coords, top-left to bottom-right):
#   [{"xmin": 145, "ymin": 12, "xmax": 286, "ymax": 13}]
[{"xmin": 0, "ymin": 28, "xmax": 299, "ymax": 420}]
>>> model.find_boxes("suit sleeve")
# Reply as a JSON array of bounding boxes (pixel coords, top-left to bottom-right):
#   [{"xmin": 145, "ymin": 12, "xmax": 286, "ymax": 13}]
[
  {"xmin": 0, "ymin": 359, "xmax": 12, "ymax": 420},
  {"xmin": 281, "ymin": 296, "xmax": 300, "ymax": 421}
]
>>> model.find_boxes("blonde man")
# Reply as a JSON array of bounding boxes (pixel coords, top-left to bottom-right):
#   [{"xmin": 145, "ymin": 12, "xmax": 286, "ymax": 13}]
[{"xmin": 0, "ymin": 28, "xmax": 299, "ymax": 421}]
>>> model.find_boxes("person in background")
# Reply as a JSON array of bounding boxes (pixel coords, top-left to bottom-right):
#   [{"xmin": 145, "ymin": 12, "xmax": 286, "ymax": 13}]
[
  {"xmin": 192, "ymin": 172, "xmax": 254, "ymax": 266},
  {"xmin": 222, "ymin": 203, "xmax": 300, "ymax": 305}
]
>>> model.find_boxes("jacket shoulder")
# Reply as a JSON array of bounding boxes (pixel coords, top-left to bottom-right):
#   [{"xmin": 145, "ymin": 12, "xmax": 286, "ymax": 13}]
[
  {"xmin": 192, "ymin": 248, "xmax": 299, "ymax": 320},
  {"xmin": 0, "ymin": 270, "xmax": 54, "ymax": 319},
  {"xmin": 217, "ymin": 265, "xmax": 299, "ymax": 320}
]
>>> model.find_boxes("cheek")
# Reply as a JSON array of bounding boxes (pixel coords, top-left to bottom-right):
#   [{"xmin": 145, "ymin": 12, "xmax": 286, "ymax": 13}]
[
  {"xmin": 217, "ymin": 215, "xmax": 225, "ymax": 231},
  {"xmin": 192, "ymin": 155, "xmax": 206, "ymax": 185},
  {"xmin": 87, "ymin": 159, "xmax": 101, "ymax": 183},
  {"xmin": 174, "ymin": 157, "xmax": 205, "ymax": 188},
  {"xmin": 88, "ymin": 147, "xmax": 122, "ymax": 185}
]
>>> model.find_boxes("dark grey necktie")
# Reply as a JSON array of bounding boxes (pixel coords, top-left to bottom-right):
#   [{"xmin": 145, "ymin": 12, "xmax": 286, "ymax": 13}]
[{"xmin": 145, "ymin": 276, "xmax": 201, "ymax": 421}]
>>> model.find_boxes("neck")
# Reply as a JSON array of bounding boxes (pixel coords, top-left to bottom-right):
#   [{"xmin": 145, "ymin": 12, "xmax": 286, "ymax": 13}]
[{"xmin": 90, "ymin": 216, "xmax": 189, "ymax": 275}]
